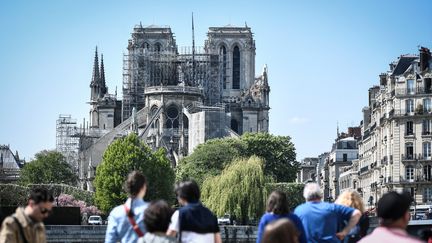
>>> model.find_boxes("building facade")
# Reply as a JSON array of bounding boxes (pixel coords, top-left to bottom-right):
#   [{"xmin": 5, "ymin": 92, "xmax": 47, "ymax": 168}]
[
  {"xmin": 57, "ymin": 23, "xmax": 271, "ymax": 190},
  {"xmin": 0, "ymin": 145, "xmax": 24, "ymax": 183}
]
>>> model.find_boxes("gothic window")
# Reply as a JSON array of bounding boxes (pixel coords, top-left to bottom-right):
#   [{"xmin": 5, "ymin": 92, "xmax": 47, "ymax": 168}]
[
  {"xmin": 406, "ymin": 121, "xmax": 414, "ymax": 135},
  {"xmin": 406, "ymin": 165, "xmax": 414, "ymax": 182},
  {"xmin": 220, "ymin": 46, "xmax": 227, "ymax": 89},
  {"xmin": 406, "ymin": 142, "xmax": 414, "ymax": 159},
  {"xmin": 424, "ymin": 142, "xmax": 431, "ymax": 159},
  {"xmin": 406, "ymin": 99, "xmax": 414, "ymax": 114},
  {"xmin": 155, "ymin": 43, "xmax": 162, "ymax": 52},
  {"xmin": 424, "ymin": 188, "xmax": 432, "ymax": 203},
  {"xmin": 232, "ymin": 46, "xmax": 240, "ymax": 89},
  {"xmin": 424, "ymin": 98, "xmax": 431, "ymax": 113},
  {"xmin": 150, "ymin": 106, "xmax": 159, "ymax": 129},
  {"xmin": 165, "ymin": 105, "xmax": 179, "ymax": 129},
  {"xmin": 407, "ymin": 79, "xmax": 415, "ymax": 94},
  {"xmin": 423, "ymin": 120, "xmax": 431, "ymax": 135},
  {"xmin": 143, "ymin": 42, "xmax": 150, "ymax": 49},
  {"xmin": 231, "ymin": 119, "xmax": 239, "ymax": 133},
  {"xmin": 424, "ymin": 165, "xmax": 432, "ymax": 181},
  {"xmin": 183, "ymin": 114, "xmax": 189, "ymax": 129}
]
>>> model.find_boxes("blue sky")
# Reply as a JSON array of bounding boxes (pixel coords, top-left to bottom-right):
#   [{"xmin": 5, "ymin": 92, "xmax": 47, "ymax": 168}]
[{"xmin": 1, "ymin": 1, "xmax": 431, "ymax": 161}]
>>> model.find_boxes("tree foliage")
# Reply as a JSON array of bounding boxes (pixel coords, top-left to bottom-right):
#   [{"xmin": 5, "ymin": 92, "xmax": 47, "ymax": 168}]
[
  {"xmin": 176, "ymin": 133, "xmax": 297, "ymax": 185},
  {"xmin": 176, "ymin": 138, "xmax": 246, "ymax": 185},
  {"xmin": 201, "ymin": 156, "xmax": 271, "ymax": 224},
  {"xmin": 19, "ymin": 150, "xmax": 77, "ymax": 186},
  {"xmin": 94, "ymin": 133, "xmax": 175, "ymax": 213},
  {"xmin": 266, "ymin": 183, "xmax": 305, "ymax": 211},
  {"xmin": 241, "ymin": 133, "xmax": 298, "ymax": 182}
]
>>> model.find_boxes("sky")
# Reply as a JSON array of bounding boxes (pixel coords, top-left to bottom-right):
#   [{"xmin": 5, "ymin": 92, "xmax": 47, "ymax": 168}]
[{"xmin": 1, "ymin": 0, "xmax": 431, "ymax": 161}]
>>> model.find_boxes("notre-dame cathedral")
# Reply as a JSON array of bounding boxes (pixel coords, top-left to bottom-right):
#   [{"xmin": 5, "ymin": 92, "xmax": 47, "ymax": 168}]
[{"xmin": 76, "ymin": 23, "xmax": 270, "ymax": 190}]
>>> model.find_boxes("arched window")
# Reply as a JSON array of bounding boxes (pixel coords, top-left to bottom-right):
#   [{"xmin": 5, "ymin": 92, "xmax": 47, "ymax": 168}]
[
  {"xmin": 231, "ymin": 119, "xmax": 238, "ymax": 133},
  {"xmin": 165, "ymin": 105, "xmax": 179, "ymax": 129},
  {"xmin": 155, "ymin": 43, "xmax": 162, "ymax": 53},
  {"xmin": 232, "ymin": 46, "xmax": 240, "ymax": 89},
  {"xmin": 406, "ymin": 165, "xmax": 414, "ymax": 182},
  {"xmin": 150, "ymin": 106, "xmax": 159, "ymax": 129},
  {"xmin": 219, "ymin": 46, "xmax": 227, "ymax": 89},
  {"xmin": 183, "ymin": 114, "xmax": 189, "ymax": 129},
  {"xmin": 143, "ymin": 42, "xmax": 150, "ymax": 49}
]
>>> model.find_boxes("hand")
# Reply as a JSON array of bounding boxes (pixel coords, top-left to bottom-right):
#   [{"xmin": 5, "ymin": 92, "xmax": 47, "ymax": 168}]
[{"xmin": 336, "ymin": 231, "xmax": 346, "ymax": 241}]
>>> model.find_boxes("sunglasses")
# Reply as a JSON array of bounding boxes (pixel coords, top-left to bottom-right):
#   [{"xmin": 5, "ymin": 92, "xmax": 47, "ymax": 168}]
[{"xmin": 40, "ymin": 207, "xmax": 53, "ymax": 215}]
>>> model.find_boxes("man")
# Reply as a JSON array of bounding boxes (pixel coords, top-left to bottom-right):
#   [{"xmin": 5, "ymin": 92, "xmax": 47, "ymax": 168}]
[
  {"xmin": 105, "ymin": 171, "xmax": 149, "ymax": 243},
  {"xmin": 167, "ymin": 180, "xmax": 222, "ymax": 243},
  {"xmin": 359, "ymin": 191, "xmax": 422, "ymax": 243},
  {"xmin": 0, "ymin": 187, "xmax": 54, "ymax": 243},
  {"xmin": 294, "ymin": 183, "xmax": 361, "ymax": 243}
]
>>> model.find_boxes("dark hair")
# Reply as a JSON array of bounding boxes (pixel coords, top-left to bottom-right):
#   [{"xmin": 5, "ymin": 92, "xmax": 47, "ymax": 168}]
[
  {"xmin": 125, "ymin": 171, "xmax": 147, "ymax": 197},
  {"xmin": 29, "ymin": 188, "xmax": 54, "ymax": 204},
  {"xmin": 266, "ymin": 191, "xmax": 289, "ymax": 215},
  {"xmin": 262, "ymin": 218, "xmax": 299, "ymax": 243},
  {"xmin": 144, "ymin": 200, "xmax": 174, "ymax": 233},
  {"xmin": 175, "ymin": 180, "xmax": 200, "ymax": 203},
  {"xmin": 377, "ymin": 191, "xmax": 412, "ymax": 225}
]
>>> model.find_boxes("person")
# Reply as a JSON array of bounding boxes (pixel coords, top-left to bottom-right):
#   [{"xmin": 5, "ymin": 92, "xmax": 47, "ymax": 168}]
[
  {"xmin": 105, "ymin": 171, "xmax": 149, "ymax": 243},
  {"xmin": 294, "ymin": 183, "xmax": 362, "ymax": 243},
  {"xmin": 256, "ymin": 191, "xmax": 306, "ymax": 243},
  {"xmin": 0, "ymin": 187, "xmax": 54, "ymax": 243},
  {"xmin": 138, "ymin": 200, "xmax": 176, "ymax": 243},
  {"xmin": 262, "ymin": 218, "xmax": 300, "ymax": 243},
  {"xmin": 359, "ymin": 191, "xmax": 423, "ymax": 243},
  {"xmin": 335, "ymin": 189, "xmax": 369, "ymax": 243},
  {"xmin": 166, "ymin": 180, "xmax": 222, "ymax": 243}
]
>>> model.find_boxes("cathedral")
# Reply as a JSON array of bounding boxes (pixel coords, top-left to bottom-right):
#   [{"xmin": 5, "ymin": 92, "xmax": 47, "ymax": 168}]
[{"xmin": 76, "ymin": 23, "xmax": 270, "ymax": 190}]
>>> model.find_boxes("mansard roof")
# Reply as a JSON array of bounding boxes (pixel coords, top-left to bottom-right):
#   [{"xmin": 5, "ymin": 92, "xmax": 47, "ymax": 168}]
[{"xmin": 391, "ymin": 55, "xmax": 418, "ymax": 76}]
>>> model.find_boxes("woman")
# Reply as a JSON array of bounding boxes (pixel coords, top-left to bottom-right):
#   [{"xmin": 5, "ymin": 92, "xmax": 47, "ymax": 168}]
[
  {"xmin": 335, "ymin": 189, "xmax": 369, "ymax": 243},
  {"xmin": 262, "ymin": 218, "xmax": 300, "ymax": 243},
  {"xmin": 256, "ymin": 191, "xmax": 306, "ymax": 243},
  {"xmin": 138, "ymin": 200, "xmax": 176, "ymax": 243}
]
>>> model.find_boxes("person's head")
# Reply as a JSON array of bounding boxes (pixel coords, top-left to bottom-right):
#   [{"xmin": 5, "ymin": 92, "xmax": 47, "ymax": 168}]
[
  {"xmin": 125, "ymin": 171, "xmax": 147, "ymax": 199},
  {"xmin": 144, "ymin": 200, "xmax": 174, "ymax": 233},
  {"xmin": 377, "ymin": 191, "xmax": 412, "ymax": 228},
  {"xmin": 266, "ymin": 191, "xmax": 289, "ymax": 215},
  {"xmin": 175, "ymin": 180, "xmax": 200, "ymax": 205},
  {"xmin": 26, "ymin": 188, "xmax": 54, "ymax": 222},
  {"xmin": 262, "ymin": 218, "xmax": 299, "ymax": 243},
  {"xmin": 335, "ymin": 189, "xmax": 365, "ymax": 213},
  {"xmin": 303, "ymin": 183, "xmax": 322, "ymax": 202}
]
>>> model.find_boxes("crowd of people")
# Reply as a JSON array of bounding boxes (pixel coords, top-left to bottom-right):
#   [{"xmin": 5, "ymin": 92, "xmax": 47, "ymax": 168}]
[{"xmin": 0, "ymin": 171, "xmax": 430, "ymax": 243}]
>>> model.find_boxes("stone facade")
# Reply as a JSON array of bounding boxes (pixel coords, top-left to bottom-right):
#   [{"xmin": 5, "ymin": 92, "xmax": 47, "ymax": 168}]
[{"xmin": 72, "ymin": 24, "xmax": 270, "ymax": 190}]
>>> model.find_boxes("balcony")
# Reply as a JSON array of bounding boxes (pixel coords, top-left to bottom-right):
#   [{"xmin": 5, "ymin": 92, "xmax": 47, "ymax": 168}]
[
  {"xmin": 359, "ymin": 165, "xmax": 369, "ymax": 175},
  {"xmin": 418, "ymin": 153, "xmax": 432, "ymax": 161},
  {"xmin": 395, "ymin": 87, "xmax": 432, "ymax": 97},
  {"xmin": 401, "ymin": 153, "xmax": 416, "ymax": 161}
]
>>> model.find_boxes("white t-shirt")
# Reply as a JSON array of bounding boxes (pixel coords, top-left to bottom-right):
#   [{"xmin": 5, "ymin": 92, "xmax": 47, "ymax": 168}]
[{"xmin": 168, "ymin": 210, "xmax": 215, "ymax": 243}]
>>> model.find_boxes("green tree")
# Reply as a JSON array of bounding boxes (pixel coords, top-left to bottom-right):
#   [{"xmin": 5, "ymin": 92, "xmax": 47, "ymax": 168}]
[
  {"xmin": 201, "ymin": 156, "xmax": 271, "ymax": 224},
  {"xmin": 19, "ymin": 150, "xmax": 77, "ymax": 186},
  {"xmin": 176, "ymin": 138, "xmax": 246, "ymax": 186},
  {"xmin": 94, "ymin": 133, "xmax": 175, "ymax": 213},
  {"xmin": 266, "ymin": 183, "xmax": 305, "ymax": 211},
  {"xmin": 241, "ymin": 133, "xmax": 298, "ymax": 182}
]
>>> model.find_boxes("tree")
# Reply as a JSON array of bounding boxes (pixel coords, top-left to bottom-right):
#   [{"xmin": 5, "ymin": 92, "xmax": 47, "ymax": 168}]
[
  {"xmin": 201, "ymin": 156, "xmax": 271, "ymax": 224},
  {"xmin": 94, "ymin": 133, "xmax": 175, "ymax": 213},
  {"xmin": 176, "ymin": 138, "xmax": 246, "ymax": 186},
  {"xmin": 19, "ymin": 150, "xmax": 77, "ymax": 186},
  {"xmin": 266, "ymin": 183, "xmax": 305, "ymax": 211},
  {"xmin": 241, "ymin": 133, "xmax": 298, "ymax": 182}
]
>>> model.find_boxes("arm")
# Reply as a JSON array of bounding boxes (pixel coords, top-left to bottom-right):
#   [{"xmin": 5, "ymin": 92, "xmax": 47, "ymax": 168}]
[
  {"xmin": 0, "ymin": 217, "xmax": 18, "ymax": 243},
  {"xmin": 166, "ymin": 210, "xmax": 179, "ymax": 237},
  {"xmin": 336, "ymin": 209, "xmax": 361, "ymax": 240},
  {"xmin": 256, "ymin": 215, "xmax": 267, "ymax": 243},
  {"xmin": 214, "ymin": 232, "xmax": 222, "ymax": 243},
  {"xmin": 104, "ymin": 213, "xmax": 119, "ymax": 243}
]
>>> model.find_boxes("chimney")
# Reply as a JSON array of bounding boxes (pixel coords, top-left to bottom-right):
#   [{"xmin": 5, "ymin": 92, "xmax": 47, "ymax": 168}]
[
  {"xmin": 420, "ymin": 47, "xmax": 431, "ymax": 72},
  {"xmin": 379, "ymin": 73, "xmax": 387, "ymax": 86}
]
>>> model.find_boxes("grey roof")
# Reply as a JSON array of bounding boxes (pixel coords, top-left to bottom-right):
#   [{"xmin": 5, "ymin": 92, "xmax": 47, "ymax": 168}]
[{"xmin": 392, "ymin": 55, "xmax": 418, "ymax": 76}]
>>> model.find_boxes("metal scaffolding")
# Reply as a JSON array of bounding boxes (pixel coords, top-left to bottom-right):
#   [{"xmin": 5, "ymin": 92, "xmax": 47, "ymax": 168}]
[{"xmin": 56, "ymin": 114, "xmax": 80, "ymax": 170}]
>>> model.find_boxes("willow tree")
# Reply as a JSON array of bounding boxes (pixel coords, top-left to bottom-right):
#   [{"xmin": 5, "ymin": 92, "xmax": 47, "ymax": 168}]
[
  {"xmin": 201, "ymin": 156, "xmax": 270, "ymax": 224},
  {"xmin": 94, "ymin": 133, "xmax": 175, "ymax": 213}
]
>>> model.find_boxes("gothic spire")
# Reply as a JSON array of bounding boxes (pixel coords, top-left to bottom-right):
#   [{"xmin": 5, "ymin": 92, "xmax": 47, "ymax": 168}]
[
  {"xmin": 91, "ymin": 46, "xmax": 100, "ymax": 86},
  {"xmin": 100, "ymin": 54, "xmax": 107, "ymax": 96}
]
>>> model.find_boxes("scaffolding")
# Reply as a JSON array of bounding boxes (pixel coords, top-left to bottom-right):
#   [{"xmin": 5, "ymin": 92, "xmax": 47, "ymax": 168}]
[
  {"xmin": 122, "ymin": 45, "xmax": 221, "ymax": 122},
  {"xmin": 56, "ymin": 114, "xmax": 80, "ymax": 170}
]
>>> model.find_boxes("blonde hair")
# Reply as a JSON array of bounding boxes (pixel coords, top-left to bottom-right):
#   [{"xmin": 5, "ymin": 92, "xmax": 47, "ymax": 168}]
[{"xmin": 335, "ymin": 189, "xmax": 365, "ymax": 213}]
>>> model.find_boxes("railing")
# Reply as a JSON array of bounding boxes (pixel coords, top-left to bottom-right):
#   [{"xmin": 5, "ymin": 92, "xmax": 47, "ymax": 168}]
[
  {"xmin": 401, "ymin": 154, "xmax": 416, "ymax": 161},
  {"xmin": 359, "ymin": 165, "xmax": 369, "ymax": 174},
  {"xmin": 395, "ymin": 87, "xmax": 432, "ymax": 96},
  {"xmin": 390, "ymin": 109, "xmax": 432, "ymax": 118}
]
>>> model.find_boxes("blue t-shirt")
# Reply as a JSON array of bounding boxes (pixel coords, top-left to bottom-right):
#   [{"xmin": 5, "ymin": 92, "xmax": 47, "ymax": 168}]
[
  {"xmin": 256, "ymin": 212, "xmax": 307, "ymax": 243},
  {"xmin": 294, "ymin": 201, "xmax": 354, "ymax": 243}
]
